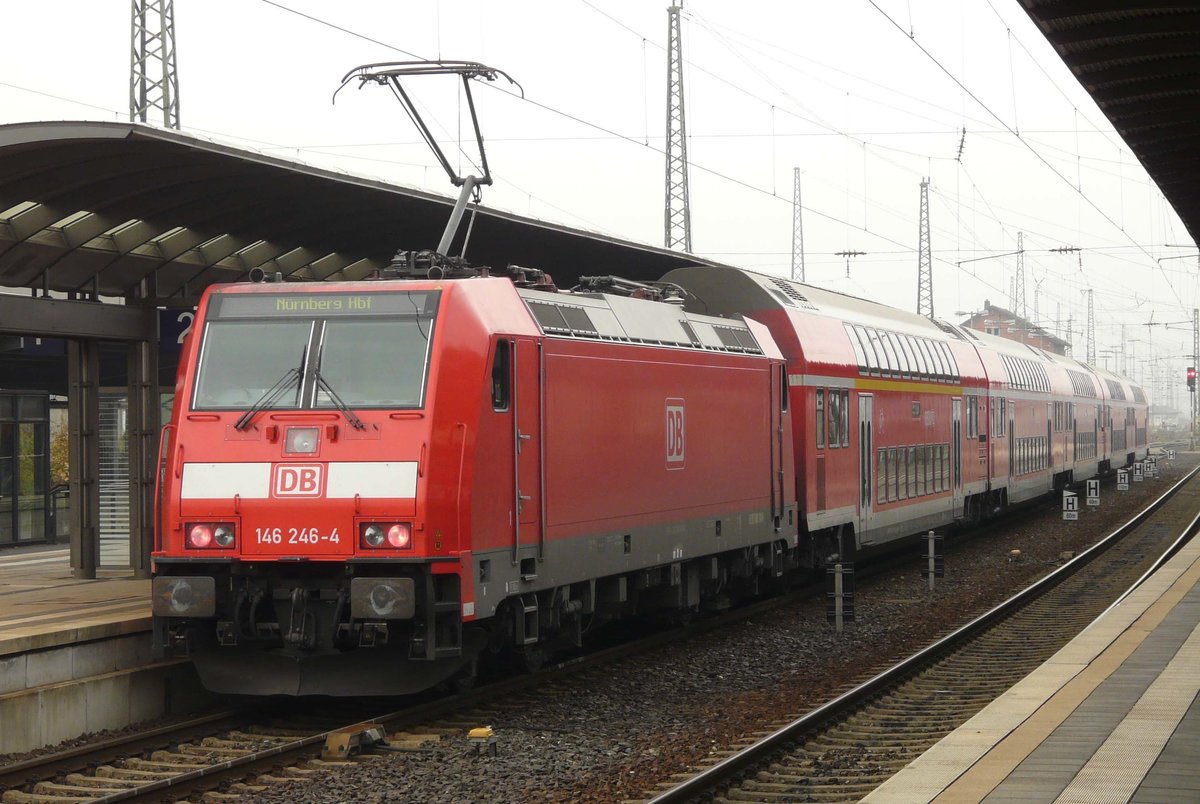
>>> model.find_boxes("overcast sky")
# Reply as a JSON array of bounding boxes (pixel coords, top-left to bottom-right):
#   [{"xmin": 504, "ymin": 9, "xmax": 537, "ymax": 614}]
[{"xmin": 2, "ymin": 0, "xmax": 1195, "ymax": 409}]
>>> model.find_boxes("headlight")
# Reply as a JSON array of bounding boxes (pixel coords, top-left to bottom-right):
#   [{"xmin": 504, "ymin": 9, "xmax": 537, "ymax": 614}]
[
  {"xmin": 214, "ymin": 525, "xmax": 235, "ymax": 548},
  {"xmin": 359, "ymin": 522, "xmax": 413, "ymax": 550},
  {"xmin": 186, "ymin": 522, "xmax": 236, "ymax": 549},
  {"xmin": 361, "ymin": 524, "xmax": 385, "ymax": 548},
  {"xmin": 285, "ymin": 426, "xmax": 320, "ymax": 454}
]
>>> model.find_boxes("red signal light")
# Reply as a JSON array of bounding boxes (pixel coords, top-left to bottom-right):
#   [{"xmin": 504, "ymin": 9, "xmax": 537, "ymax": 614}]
[{"xmin": 1189, "ymin": 367, "xmax": 1196, "ymax": 390}]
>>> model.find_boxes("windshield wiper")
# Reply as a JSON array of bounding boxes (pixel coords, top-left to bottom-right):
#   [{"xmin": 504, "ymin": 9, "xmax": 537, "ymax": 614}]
[
  {"xmin": 313, "ymin": 371, "xmax": 366, "ymax": 431},
  {"xmin": 234, "ymin": 367, "xmax": 302, "ymax": 431}
]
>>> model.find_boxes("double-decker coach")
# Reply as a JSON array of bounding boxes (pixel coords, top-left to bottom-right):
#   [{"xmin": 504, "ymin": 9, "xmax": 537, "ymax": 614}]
[{"xmin": 663, "ymin": 264, "xmax": 1148, "ymax": 565}]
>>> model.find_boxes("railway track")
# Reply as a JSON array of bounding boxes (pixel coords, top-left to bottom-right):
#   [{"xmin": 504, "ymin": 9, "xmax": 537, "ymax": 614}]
[
  {"xmin": 0, "ymin": 562, "xmax": 858, "ymax": 802},
  {"xmin": 4, "ymin": 457, "xmax": 1183, "ymax": 802},
  {"xmin": 644, "ymin": 462, "xmax": 1200, "ymax": 803}
]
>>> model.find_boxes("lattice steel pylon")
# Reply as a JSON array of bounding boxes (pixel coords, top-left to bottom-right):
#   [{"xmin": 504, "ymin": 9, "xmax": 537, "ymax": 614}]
[
  {"xmin": 791, "ymin": 168, "xmax": 805, "ymax": 282},
  {"xmin": 664, "ymin": 0, "xmax": 692, "ymax": 252},
  {"xmin": 1086, "ymin": 288, "xmax": 1096, "ymax": 365},
  {"xmin": 130, "ymin": 0, "xmax": 180, "ymax": 129},
  {"xmin": 917, "ymin": 178, "xmax": 933, "ymax": 318},
  {"xmin": 1014, "ymin": 231, "xmax": 1026, "ymax": 320}
]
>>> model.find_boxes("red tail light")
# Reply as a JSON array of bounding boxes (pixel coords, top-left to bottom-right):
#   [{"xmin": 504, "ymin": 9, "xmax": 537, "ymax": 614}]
[
  {"xmin": 386, "ymin": 523, "xmax": 412, "ymax": 549},
  {"xmin": 360, "ymin": 522, "xmax": 413, "ymax": 550},
  {"xmin": 186, "ymin": 522, "xmax": 236, "ymax": 549}
]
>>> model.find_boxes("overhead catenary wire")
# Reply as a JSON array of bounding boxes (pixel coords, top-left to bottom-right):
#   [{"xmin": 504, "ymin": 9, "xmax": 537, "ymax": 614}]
[{"xmin": 866, "ymin": 0, "xmax": 1184, "ymax": 306}]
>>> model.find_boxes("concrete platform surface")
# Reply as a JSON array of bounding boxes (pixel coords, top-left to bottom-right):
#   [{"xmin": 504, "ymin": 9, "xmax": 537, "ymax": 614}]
[
  {"xmin": 0, "ymin": 547, "xmax": 150, "ymax": 657},
  {"xmin": 867, "ymin": 527, "xmax": 1200, "ymax": 803}
]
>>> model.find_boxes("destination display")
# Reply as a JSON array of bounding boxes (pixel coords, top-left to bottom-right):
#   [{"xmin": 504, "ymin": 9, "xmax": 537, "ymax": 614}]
[{"xmin": 210, "ymin": 291, "xmax": 439, "ymax": 319}]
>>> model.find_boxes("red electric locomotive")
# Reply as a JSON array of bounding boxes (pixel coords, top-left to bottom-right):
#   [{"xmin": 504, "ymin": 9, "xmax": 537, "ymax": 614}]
[{"xmin": 152, "ymin": 271, "xmax": 796, "ymax": 695}]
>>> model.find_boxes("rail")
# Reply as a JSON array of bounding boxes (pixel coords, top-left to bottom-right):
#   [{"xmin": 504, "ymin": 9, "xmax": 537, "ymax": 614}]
[{"xmin": 648, "ymin": 462, "xmax": 1200, "ymax": 803}]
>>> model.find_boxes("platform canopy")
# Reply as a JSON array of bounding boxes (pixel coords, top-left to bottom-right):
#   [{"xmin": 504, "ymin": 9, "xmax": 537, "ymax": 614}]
[
  {"xmin": 0, "ymin": 121, "xmax": 706, "ymax": 306},
  {"xmin": 1016, "ymin": 2, "xmax": 1200, "ymax": 243}
]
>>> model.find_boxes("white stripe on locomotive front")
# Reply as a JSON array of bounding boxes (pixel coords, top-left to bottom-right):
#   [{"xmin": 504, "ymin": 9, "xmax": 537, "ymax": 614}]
[
  {"xmin": 180, "ymin": 461, "xmax": 417, "ymax": 499},
  {"xmin": 182, "ymin": 462, "xmax": 271, "ymax": 499},
  {"xmin": 326, "ymin": 462, "xmax": 417, "ymax": 498}
]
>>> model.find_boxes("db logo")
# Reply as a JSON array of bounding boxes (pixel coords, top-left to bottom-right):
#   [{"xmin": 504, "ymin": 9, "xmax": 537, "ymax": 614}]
[
  {"xmin": 273, "ymin": 464, "xmax": 323, "ymax": 497},
  {"xmin": 665, "ymin": 399, "xmax": 685, "ymax": 469}
]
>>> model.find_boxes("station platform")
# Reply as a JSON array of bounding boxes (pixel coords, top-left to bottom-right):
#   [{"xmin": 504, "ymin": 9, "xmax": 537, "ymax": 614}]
[
  {"xmin": 869, "ymin": 523, "xmax": 1200, "ymax": 802},
  {"xmin": 0, "ymin": 546, "xmax": 149, "ymax": 657},
  {"xmin": 0, "ymin": 546, "xmax": 206, "ymax": 755}
]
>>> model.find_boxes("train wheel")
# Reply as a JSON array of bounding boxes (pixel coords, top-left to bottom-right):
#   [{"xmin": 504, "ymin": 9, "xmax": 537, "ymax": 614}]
[
  {"xmin": 449, "ymin": 660, "xmax": 478, "ymax": 694},
  {"xmin": 516, "ymin": 645, "xmax": 545, "ymax": 674}
]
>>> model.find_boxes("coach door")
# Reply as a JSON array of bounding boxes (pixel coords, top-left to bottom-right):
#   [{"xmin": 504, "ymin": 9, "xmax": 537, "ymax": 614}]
[
  {"xmin": 512, "ymin": 338, "xmax": 543, "ymax": 567},
  {"xmin": 952, "ymin": 398, "xmax": 964, "ymax": 518},
  {"xmin": 858, "ymin": 394, "xmax": 874, "ymax": 537}
]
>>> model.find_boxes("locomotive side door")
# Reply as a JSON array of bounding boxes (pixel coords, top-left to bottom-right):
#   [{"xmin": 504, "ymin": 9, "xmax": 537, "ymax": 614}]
[
  {"xmin": 512, "ymin": 338, "xmax": 543, "ymax": 567},
  {"xmin": 952, "ymin": 397, "xmax": 964, "ymax": 519},
  {"xmin": 857, "ymin": 394, "xmax": 874, "ymax": 538}
]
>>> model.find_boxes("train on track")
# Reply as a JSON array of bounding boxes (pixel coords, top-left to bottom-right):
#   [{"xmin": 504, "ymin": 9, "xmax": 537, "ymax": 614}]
[{"xmin": 151, "ymin": 259, "xmax": 1148, "ymax": 696}]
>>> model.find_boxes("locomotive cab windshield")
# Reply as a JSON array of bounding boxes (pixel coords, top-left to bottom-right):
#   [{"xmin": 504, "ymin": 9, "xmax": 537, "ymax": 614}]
[{"xmin": 192, "ymin": 290, "xmax": 439, "ymax": 412}]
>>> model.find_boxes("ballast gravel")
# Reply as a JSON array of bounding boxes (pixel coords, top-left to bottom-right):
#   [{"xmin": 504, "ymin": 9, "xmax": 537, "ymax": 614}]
[{"xmin": 241, "ymin": 457, "xmax": 1194, "ymax": 803}]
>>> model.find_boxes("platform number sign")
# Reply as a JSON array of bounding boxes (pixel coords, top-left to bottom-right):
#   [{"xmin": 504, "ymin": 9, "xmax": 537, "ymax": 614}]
[
  {"xmin": 1133, "ymin": 462, "xmax": 1144, "ymax": 482},
  {"xmin": 1086, "ymin": 479, "xmax": 1100, "ymax": 507},
  {"xmin": 1117, "ymin": 469, "xmax": 1130, "ymax": 491},
  {"xmin": 665, "ymin": 399, "xmax": 685, "ymax": 470},
  {"xmin": 1062, "ymin": 490, "xmax": 1079, "ymax": 521}
]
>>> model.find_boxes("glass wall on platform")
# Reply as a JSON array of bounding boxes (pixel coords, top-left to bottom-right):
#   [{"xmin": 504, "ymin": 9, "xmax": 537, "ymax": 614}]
[{"xmin": 0, "ymin": 391, "xmax": 50, "ymax": 546}]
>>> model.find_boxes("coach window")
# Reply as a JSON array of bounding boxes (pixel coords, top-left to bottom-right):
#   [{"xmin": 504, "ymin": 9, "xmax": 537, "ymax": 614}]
[
  {"xmin": 912, "ymin": 338, "xmax": 927, "ymax": 378},
  {"xmin": 928, "ymin": 341, "xmax": 946, "ymax": 381},
  {"xmin": 780, "ymin": 366, "xmax": 789, "ymax": 412},
  {"xmin": 840, "ymin": 390, "xmax": 850, "ymax": 447},
  {"xmin": 887, "ymin": 333, "xmax": 910, "ymax": 378},
  {"xmin": 861, "ymin": 326, "xmax": 882, "ymax": 376},
  {"xmin": 872, "ymin": 330, "xmax": 893, "ymax": 377},
  {"xmin": 856, "ymin": 327, "xmax": 878, "ymax": 376},
  {"xmin": 888, "ymin": 448, "xmax": 898, "ymax": 501},
  {"xmin": 945, "ymin": 343, "xmax": 959, "ymax": 381},
  {"xmin": 829, "ymin": 391, "xmax": 840, "ymax": 447},
  {"xmin": 904, "ymin": 334, "xmax": 920, "ymax": 377},
  {"xmin": 877, "ymin": 449, "xmax": 887, "ymax": 504},
  {"xmin": 915, "ymin": 446, "xmax": 925, "ymax": 495},
  {"xmin": 915, "ymin": 337, "xmax": 932, "ymax": 377},
  {"xmin": 910, "ymin": 337, "xmax": 928, "ymax": 378},
  {"xmin": 816, "ymin": 389, "xmax": 825, "ymax": 449},
  {"xmin": 898, "ymin": 336, "xmax": 918, "ymax": 379},
  {"xmin": 847, "ymin": 326, "xmax": 868, "ymax": 373},
  {"xmin": 491, "ymin": 340, "xmax": 511, "ymax": 410},
  {"xmin": 902, "ymin": 446, "xmax": 912, "ymax": 496},
  {"xmin": 879, "ymin": 330, "xmax": 898, "ymax": 377}
]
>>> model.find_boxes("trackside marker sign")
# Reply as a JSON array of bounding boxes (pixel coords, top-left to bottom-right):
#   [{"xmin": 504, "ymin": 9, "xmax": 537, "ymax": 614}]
[{"xmin": 666, "ymin": 398, "xmax": 685, "ymax": 470}]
